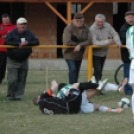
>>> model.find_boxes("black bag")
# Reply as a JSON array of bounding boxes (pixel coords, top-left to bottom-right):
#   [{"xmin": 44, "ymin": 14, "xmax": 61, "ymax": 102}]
[{"xmin": 38, "ymin": 89, "xmax": 82, "ymax": 115}]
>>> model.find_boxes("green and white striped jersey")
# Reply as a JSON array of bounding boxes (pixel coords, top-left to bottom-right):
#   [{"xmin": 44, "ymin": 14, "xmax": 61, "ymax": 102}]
[
  {"xmin": 126, "ymin": 25, "xmax": 134, "ymax": 59},
  {"xmin": 57, "ymin": 84, "xmax": 72, "ymax": 98}
]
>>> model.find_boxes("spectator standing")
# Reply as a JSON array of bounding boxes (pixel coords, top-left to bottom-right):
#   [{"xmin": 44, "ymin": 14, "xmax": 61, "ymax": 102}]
[
  {"xmin": 62, "ymin": 12, "xmax": 90, "ymax": 84},
  {"xmin": 126, "ymin": 25, "xmax": 134, "ymax": 124},
  {"xmin": 119, "ymin": 11, "xmax": 134, "ymax": 95},
  {"xmin": 4, "ymin": 17, "xmax": 39, "ymax": 101},
  {"xmin": 0, "ymin": 13, "xmax": 16, "ymax": 83},
  {"xmin": 89, "ymin": 14, "xmax": 121, "ymax": 95}
]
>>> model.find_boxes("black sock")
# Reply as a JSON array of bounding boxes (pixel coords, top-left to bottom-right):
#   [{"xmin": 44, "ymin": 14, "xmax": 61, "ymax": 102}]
[{"xmin": 79, "ymin": 82, "xmax": 98, "ymax": 91}]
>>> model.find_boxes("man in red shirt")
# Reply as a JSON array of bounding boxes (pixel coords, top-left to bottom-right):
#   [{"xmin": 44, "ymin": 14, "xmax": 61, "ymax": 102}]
[{"xmin": 0, "ymin": 13, "xmax": 16, "ymax": 83}]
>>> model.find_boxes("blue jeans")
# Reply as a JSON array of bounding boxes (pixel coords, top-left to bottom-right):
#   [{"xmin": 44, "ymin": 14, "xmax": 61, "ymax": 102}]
[
  {"xmin": 124, "ymin": 63, "xmax": 133, "ymax": 95},
  {"xmin": 65, "ymin": 59, "xmax": 82, "ymax": 84}
]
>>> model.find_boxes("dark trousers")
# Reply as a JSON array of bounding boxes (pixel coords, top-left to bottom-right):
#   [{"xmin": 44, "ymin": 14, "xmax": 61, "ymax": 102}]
[
  {"xmin": 93, "ymin": 55, "xmax": 106, "ymax": 82},
  {"xmin": 0, "ymin": 52, "xmax": 7, "ymax": 82},
  {"xmin": 7, "ymin": 58, "xmax": 28, "ymax": 99},
  {"xmin": 65, "ymin": 59, "xmax": 82, "ymax": 84},
  {"xmin": 123, "ymin": 63, "xmax": 133, "ymax": 95}
]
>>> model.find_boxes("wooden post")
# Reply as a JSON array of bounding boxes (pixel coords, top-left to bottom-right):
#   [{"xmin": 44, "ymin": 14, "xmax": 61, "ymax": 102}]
[
  {"xmin": 81, "ymin": 2, "xmax": 94, "ymax": 13},
  {"xmin": 45, "ymin": 2, "xmax": 68, "ymax": 25},
  {"xmin": 67, "ymin": 1, "xmax": 72, "ymax": 24},
  {"xmin": 45, "ymin": 66, "xmax": 48, "ymax": 90}
]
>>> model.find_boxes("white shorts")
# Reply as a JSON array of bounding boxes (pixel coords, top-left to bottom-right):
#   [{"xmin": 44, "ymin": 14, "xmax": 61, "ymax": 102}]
[
  {"xmin": 129, "ymin": 69, "xmax": 134, "ymax": 84},
  {"xmin": 80, "ymin": 90, "xmax": 94, "ymax": 113}
]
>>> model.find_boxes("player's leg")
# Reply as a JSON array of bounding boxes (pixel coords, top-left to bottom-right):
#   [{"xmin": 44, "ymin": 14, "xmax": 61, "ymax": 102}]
[
  {"xmin": 118, "ymin": 78, "xmax": 128, "ymax": 93},
  {"xmin": 95, "ymin": 105, "xmax": 123, "ymax": 113},
  {"xmin": 128, "ymin": 68, "xmax": 134, "ymax": 125},
  {"xmin": 50, "ymin": 80, "xmax": 58, "ymax": 93},
  {"xmin": 81, "ymin": 90, "xmax": 123, "ymax": 114},
  {"xmin": 86, "ymin": 90, "xmax": 123, "ymax": 113},
  {"xmin": 103, "ymin": 78, "xmax": 128, "ymax": 93},
  {"xmin": 86, "ymin": 89, "xmax": 99, "ymax": 100},
  {"xmin": 131, "ymin": 84, "xmax": 134, "ymax": 125},
  {"xmin": 94, "ymin": 105, "xmax": 109, "ymax": 112},
  {"xmin": 72, "ymin": 78, "xmax": 108, "ymax": 92},
  {"xmin": 102, "ymin": 83, "xmax": 119, "ymax": 92},
  {"xmin": 80, "ymin": 90, "xmax": 95, "ymax": 113},
  {"xmin": 75, "ymin": 82, "xmax": 98, "ymax": 91},
  {"xmin": 71, "ymin": 82, "xmax": 98, "ymax": 91},
  {"xmin": 102, "ymin": 79, "xmax": 128, "ymax": 93},
  {"xmin": 123, "ymin": 63, "xmax": 133, "ymax": 95}
]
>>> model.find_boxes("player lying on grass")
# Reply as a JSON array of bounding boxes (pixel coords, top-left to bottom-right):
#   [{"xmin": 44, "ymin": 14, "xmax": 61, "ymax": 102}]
[
  {"xmin": 33, "ymin": 79, "xmax": 108, "ymax": 114},
  {"xmin": 33, "ymin": 79, "xmax": 123, "ymax": 115}
]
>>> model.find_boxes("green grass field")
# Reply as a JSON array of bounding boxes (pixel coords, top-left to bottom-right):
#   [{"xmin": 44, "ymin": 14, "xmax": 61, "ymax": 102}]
[{"xmin": 0, "ymin": 70, "xmax": 133, "ymax": 134}]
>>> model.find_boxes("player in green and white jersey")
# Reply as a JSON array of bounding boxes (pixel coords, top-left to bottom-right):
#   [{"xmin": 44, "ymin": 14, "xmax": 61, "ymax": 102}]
[
  {"xmin": 57, "ymin": 80, "xmax": 123, "ymax": 114},
  {"xmin": 57, "ymin": 84, "xmax": 72, "ymax": 98},
  {"xmin": 33, "ymin": 79, "xmax": 123, "ymax": 114},
  {"xmin": 126, "ymin": 25, "xmax": 134, "ymax": 124}
]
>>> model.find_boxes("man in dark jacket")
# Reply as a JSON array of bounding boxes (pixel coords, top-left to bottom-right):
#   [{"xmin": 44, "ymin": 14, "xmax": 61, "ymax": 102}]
[
  {"xmin": 4, "ymin": 17, "xmax": 39, "ymax": 100},
  {"xmin": 119, "ymin": 11, "xmax": 134, "ymax": 95}
]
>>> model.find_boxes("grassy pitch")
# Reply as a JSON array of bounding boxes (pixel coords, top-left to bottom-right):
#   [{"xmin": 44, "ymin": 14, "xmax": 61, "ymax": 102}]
[{"xmin": 0, "ymin": 70, "xmax": 133, "ymax": 134}]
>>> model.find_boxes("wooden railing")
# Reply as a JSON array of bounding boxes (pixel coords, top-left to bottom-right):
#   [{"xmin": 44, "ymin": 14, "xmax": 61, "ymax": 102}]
[{"xmin": 0, "ymin": 45, "xmax": 125, "ymax": 80}]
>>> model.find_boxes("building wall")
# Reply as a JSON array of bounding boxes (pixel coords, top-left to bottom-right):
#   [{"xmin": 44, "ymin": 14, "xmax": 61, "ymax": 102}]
[
  {"xmin": 25, "ymin": 3, "xmax": 120, "ymax": 59},
  {"xmin": 25, "ymin": 3, "xmax": 57, "ymax": 58}
]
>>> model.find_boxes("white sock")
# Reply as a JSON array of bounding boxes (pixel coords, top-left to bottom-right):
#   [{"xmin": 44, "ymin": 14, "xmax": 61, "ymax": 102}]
[
  {"xmin": 102, "ymin": 83, "xmax": 118, "ymax": 92},
  {"xmin": 132, "ymin": 94, "xmax": 134, "ymax": 114},
  {"xmin": 99, "ymin": 106, "xmax": 108, "ymax": 112},
  {"xmin": 132, "ymin": 94, "xmax": 134, "ymax": 124},
  {"xmin": 111, "ymin": 109, "xmax": 117, "ymax": 112}
]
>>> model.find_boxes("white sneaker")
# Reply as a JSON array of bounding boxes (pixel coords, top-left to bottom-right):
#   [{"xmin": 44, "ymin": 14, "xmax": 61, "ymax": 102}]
[
  {"xmin": 90, "ymin": 76, "xmax": 96, "ymax": 83},
  {"xmin": 97, "ymin": 78, "xmax": 108, "ymax": 90}
]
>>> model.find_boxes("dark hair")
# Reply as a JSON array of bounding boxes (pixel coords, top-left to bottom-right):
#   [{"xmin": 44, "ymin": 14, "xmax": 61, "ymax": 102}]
[
  {"xmin": 1, "ymin": 13, "xmax": 10, "ymax": 18},
  {"xmin": 58, "ymin": 83, "xmax": 67, "ymax": 91}
]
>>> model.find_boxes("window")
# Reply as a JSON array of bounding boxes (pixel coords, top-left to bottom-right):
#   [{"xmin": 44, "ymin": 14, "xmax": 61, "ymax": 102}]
[
  {"xmin": 0, "ymin": 2, "xmax": 25, "ymax": 24},
  {"xmin": 72, "ymin": 3, "xmax": 81, "ymax": 14}
]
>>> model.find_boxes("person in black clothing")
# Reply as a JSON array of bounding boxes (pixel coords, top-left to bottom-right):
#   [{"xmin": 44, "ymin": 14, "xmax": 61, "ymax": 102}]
[
  {"xmin": 119, "ymin": 11, "xmax": 134, "ymax": 95},
  {"xmin": 33, "ymin": 80, "xmax": 122, "ymax": 115},
  {"xmin": 4, "ymin": 17, "xmax": 39, "ymax": 101}
]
